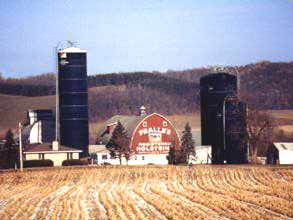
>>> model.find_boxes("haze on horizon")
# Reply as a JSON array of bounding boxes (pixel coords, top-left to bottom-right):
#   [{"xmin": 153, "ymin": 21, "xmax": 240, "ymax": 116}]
[{"xmin": 0, "ymin": 0, "xmax": 293, "ymax": 78}]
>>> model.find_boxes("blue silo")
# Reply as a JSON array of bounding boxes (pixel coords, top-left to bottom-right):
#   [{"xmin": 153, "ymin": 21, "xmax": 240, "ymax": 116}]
[
  {"xmin": 58, "ymin": 47, "xmax": 89, "ymax": 156},
  {"xmin": 223, "ymin": 95, "xmax": 248, "ymax": 164},
  {"xmin": 200, "ymin": 73, "xmax": 237, "ymax": 164}
]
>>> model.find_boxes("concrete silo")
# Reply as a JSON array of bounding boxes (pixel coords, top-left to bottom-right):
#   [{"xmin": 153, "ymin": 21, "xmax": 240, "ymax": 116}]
[{"xmin": 58, "ymin": 47, "xmax": 89, "ymax": 156}]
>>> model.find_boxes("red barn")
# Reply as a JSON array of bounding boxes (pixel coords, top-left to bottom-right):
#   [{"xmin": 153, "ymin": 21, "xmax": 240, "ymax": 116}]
[
  {"xmin": 131, "ymin": 113, "xmax": 180, "ymax": 154},
  {"xmin": 94, "ymin": 110, "xmax": 180, "ymax": 165}
]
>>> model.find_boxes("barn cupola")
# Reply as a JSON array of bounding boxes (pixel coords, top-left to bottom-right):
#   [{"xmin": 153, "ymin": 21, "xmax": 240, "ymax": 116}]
[{"xmin": 140, "ymin": 106, "xmax": 147, "ymax": 116}]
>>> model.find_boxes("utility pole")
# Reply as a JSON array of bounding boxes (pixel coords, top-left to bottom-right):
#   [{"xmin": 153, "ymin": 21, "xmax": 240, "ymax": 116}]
[
  {"xmin": 18, "ymin": 122, "xmax": 23, "ymax": 171},
  {"xmin": 222, "ymin": 98, "xmax": 226, "ymax": 163},
  {"xmin": 55, "ymin": 45, "xmax": 60, "ymax": 142}
]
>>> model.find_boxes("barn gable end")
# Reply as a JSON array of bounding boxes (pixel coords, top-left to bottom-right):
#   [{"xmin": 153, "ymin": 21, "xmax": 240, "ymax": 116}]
[{"xmin": 131, "ymin": 113, "xmax": 180, "ymax": 154}]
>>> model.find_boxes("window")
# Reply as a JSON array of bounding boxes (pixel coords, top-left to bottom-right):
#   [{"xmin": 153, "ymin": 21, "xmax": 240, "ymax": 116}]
[
  {"xmin": 143, "ymin": 121, "xmax": 147, "ymax": 127},
  {"xmin": 102, "ymin": 154, "xmax": 108, "ymax": 160},
  {"xmin": 38, "ymin": 153, "xmax": 44, "ymax": 160},
  {"xmin": 142, "ymin": 156, "xmax": 145, "ymax": 160},
  {"xmin": 67, "ymin": 153, "xmax": 73, "ymax": 160},
  {"xmin": 163, "ymin": 121, "xmax": 168, "ymax": 127}
]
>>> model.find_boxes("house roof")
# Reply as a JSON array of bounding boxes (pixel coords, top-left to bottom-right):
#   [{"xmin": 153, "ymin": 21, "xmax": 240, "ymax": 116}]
[
  {"xmin": 273, "ymin": 143, "xmax": 293, "ymax": 151},
  {"xmin": 89, "ymin": 145, "xmax": 109, "ymax": 154},
  {"xmin": 96, "ymin": 115, "xmax": 145, "ymax": 144},
  {"xmin": 24, "ymin": 143, "xmax": 82, "ymax": 153}
]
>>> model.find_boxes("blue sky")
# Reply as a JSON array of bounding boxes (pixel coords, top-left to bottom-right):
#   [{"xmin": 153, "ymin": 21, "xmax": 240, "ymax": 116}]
[{"xmin": 0, "ymin": 0, "xmax": 293, "ymax": 77}]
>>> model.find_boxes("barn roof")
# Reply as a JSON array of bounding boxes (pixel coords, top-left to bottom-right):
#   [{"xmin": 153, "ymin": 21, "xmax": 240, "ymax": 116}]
[
  {"xmin": 273, "ymin": 143, "xmax": 293, "ymax": 151},
  {"xmin": 96, "ymin": 115, "xmax": 146, "ymax": 144}
]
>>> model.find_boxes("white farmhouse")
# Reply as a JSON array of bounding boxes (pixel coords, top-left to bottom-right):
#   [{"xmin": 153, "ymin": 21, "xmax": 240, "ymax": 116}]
[{"xmin": 24, "ymin": 142, "xmax": 82, "ymax": 166}]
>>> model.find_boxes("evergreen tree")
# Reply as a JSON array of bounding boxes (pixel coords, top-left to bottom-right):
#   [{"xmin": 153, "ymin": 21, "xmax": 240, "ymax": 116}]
[
  {"xmin": 167, "ymin": 140, "xmax": 176, "ymax": 165},
  {"xmin": 106, "ymin": 121, "xmax": 131, "ymax": 165},
  {"xmin": 3, "ymin": 129, "xmax": 17, "ymax": 168},
  {"xmin": 180, "ymin": 123, "xmax": 195, "ymax": 163}
]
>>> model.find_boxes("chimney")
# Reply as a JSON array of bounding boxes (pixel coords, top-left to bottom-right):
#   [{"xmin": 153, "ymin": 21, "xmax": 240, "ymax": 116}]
[
  {"xmin": 140, "ymin": 106, "xmax": 147, "ymax": 116},
  {"xmin": 52, "ymin": 141, "xmax": 59, "ymax": 151}
]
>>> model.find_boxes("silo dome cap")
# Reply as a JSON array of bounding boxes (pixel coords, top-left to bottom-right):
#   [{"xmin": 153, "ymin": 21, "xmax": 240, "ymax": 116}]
[{"xmin": 58, "ymin": 47, "xmax": 86, "ymax": 53}]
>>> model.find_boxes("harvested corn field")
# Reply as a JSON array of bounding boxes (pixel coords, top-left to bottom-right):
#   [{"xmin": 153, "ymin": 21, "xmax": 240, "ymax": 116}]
[{"xmin": 0, "ymin": 166, "xmax": 292, "ymax": 220}]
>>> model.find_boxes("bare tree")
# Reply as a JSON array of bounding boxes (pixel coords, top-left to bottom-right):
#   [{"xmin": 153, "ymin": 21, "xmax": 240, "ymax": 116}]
[{"xmin": 246, "ymin": 109, "xmax": 274, "ymax": 163}]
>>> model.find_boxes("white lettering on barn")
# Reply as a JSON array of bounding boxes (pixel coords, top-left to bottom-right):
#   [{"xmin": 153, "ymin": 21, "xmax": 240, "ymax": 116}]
[
  {"xmin": 138, "ymin": 127, "xmax": 171, "ymax": 136},
  {"xmin": 137, "ymin": 142, "xmax": 171, "ymax": 154}
]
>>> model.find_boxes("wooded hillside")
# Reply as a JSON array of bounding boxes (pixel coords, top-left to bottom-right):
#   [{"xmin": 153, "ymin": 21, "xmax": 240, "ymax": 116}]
[{"xmin": 0, "ymin": 61, "xmax": 292, "ymax": 119}]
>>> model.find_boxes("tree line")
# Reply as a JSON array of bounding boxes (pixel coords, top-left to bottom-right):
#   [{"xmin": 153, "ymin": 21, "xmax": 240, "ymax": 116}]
[{"xmin": 1, "ymin": 61, "xmax": 292, "ymax": 110}]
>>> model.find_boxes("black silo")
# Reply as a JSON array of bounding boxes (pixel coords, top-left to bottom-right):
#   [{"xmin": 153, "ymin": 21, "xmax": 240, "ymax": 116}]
[
  {"xmin": 200, "ymin": 73, "xmax": 237, "ymax": 164},
  {"xmin": 58, "ymin": 47, "xmax": 89, "ymax": 156},
  {"xmin": 224, "ymin": 95, "xmax": 248, "ymax": 164}
]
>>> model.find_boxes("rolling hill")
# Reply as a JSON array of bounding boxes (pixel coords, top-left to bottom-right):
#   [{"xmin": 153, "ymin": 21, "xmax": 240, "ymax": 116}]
[
  {"xmin": 1, "ymin": 61, "xmax": 292, "ymax": 110},
  {"xmin": 0, "ymin": 94, "xmax": 55, "ymax": 136},
  {"xmin": 1, "ymin": 61, "xmax": 293, "ymax": 139}
]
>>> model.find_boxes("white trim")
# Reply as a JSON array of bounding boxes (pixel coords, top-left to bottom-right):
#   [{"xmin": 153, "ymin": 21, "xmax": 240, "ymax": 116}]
[{"xmin": 58, "ymin": 47, "xmax": 86, "ymax": 53}]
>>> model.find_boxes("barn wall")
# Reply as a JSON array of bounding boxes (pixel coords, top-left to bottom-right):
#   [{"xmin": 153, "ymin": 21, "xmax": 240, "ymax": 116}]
[
  {"xmin": 131, "ymin": 113, "xmax": 180, "ymax": 155},
  {"xmin": 95, "ymin": 153, "xmax": 168, "ymax": 165}
]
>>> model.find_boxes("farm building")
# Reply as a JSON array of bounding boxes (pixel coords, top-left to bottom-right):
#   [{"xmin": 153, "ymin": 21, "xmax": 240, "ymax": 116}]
[
  {"xmin": 89, "ymin": 145, "xmax": 137, "ymax": 165},
  {"xmin": 188, "ymin": 145, "xmax": 212, "ymax": 164},
  {"xmin": 20, "ymin": 109, "xmax": 55, "ymax": 144},
  {"xmin": 92, "ymin": 109, "xmax": 181, "ymax": 165},
  {"xmin": 23, "ymin": 142, "xmax": 82, "ymax": 166},
  {"xmin": 266, "ymin": 143, "xmax": 293, "ymax": 165}
]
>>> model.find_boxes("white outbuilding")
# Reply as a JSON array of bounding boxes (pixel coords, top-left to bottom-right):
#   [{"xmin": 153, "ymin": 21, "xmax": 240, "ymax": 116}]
[
  {"xmin": 267, "ymin": 143, "xmax": 293, "ymax": 165},
  {"xmin": 188, "ymin": 145, "xmax": 212, "ymax": 164},
  {"xmin": 89, "ymin": 145, "xmax": 169, "ymax": 165}
]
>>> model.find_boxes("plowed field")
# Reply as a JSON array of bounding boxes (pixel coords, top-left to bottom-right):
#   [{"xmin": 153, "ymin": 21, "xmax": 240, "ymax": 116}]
[{"xmin": 0, "ymin": 166, "xmax": 292, "ymax": 220}]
